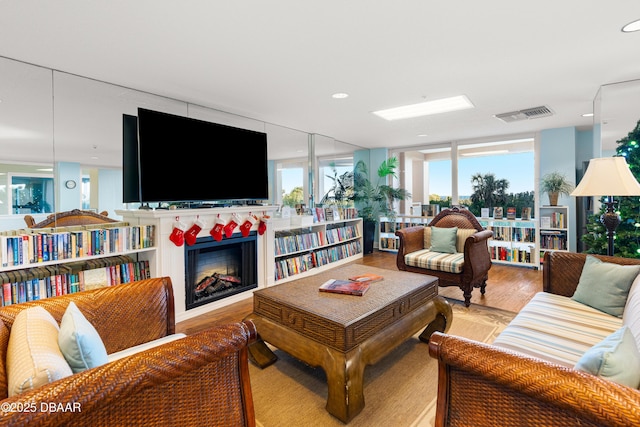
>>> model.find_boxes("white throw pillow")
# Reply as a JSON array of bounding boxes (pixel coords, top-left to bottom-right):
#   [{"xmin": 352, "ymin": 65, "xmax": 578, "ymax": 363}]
[
  {"xmin": 58, "ymin": 302, "xmax": 108, "ymax": 373},
  {"xmin": 623, "ymin": 273, "xmax": 640, "ymax": 351},
  {"xmin": 575, "ymin": 326, "xmax": 640, "ymax": 388},
  {"xmin": 6, "ymin": 306, "xmax": 73, "ymax": 396}
]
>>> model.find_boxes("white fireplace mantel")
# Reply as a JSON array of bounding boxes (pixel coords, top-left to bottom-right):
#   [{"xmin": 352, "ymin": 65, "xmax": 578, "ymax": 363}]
[{"xmin": 117, "ymin": 205, "xmax": 278, "ymax": 322}]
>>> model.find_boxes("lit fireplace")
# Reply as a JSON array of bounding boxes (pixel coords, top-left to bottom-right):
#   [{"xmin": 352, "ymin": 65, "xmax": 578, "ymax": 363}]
[{"xmin": 184, "ymin": 232, "xmax": 257, "ymax": 310}]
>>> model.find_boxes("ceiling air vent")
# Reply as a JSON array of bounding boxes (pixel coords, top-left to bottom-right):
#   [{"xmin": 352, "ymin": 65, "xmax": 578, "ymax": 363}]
[{"xmin": 494, "ymin": 105, "xmax": 554, "ymax": 123}]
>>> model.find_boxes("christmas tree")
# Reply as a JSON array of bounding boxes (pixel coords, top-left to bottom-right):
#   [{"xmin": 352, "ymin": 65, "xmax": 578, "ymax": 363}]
[{"xmin": 582, "ymin": 119, "xmax": 640, "ymax": 257}]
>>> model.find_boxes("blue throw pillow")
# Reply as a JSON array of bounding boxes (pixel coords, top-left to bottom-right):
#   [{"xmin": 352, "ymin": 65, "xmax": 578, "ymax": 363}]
[
  {"xmin": 572, "ymin": 255, "xmax": 640, "ymax": 317},
  {"xmin": 575, "ymin": 326, "xmax": 640, "ymax": 388},
  {"xmin": 429, "ymin": 226, "xmax": 458, "ymax": 254},
  {"xmin": 58, "ymin": 302, "xmax": 108, "ymax": 373}
]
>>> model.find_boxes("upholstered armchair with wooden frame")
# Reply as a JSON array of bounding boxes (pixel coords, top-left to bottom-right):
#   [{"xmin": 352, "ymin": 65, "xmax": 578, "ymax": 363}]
[{"xmin": 395, "ymin": 207, "xmax": 493, "ymax": 307}]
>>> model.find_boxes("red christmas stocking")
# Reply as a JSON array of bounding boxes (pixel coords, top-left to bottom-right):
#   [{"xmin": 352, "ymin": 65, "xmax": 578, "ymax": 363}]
[
  {"xmin": 210, "ymin": 215, "xmax": 226, "ymax": 241},
  {"xmin": 258, "ymin": 214, "xmax": 270, "ymax": 235},
  {"xmin": 239, "ymin": 214, "xmax": 257, "ymax": 237},
  {"xmin": 169, "ymin": 219, "xmax": 187, "ymax": 247},
  {"xmin": 185, "ymin": 218, "xmax": 205, "ymax": 246},
  {"xmin": 223, "ymin": 213, "xmax": 241, "ymax": 238}
]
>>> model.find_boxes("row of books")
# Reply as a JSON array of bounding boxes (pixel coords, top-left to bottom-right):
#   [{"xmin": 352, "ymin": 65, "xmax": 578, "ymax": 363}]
[
  {"xmin": 274, "ymin": 225, "xmax": 360, "ymax": 256},
  {"xmin": 489, "ymin": 245, "xmax": 535, "ymax": 264},
  {"xmin": 313, "ymin": 207, "xmax": 359, "ymax": 222},
  {"xmin": 540, "ymin": 231, "xmax": 568, "ymax": 250},
  {"xmin": 490, "ymin": 226, "xmax": 536, "ymax": 243},
  {"xmin": 325, "ymin": 225, "xmax": 359, "ymax": 244},
  {"xmin": 0, "ymin": 258, "xmax": 150, "ymax": 306},
  {"xmin": 380, "ymin": 220, "xmax": 427, "ymax": 233},
  {"xmin": 274, "ymin": 231, "xmax": 325, "ymax": 255},
  {"xmin": 274, "ymin": 240, "xmax": 362, "ymax": 281},
  {"xmin": 0, "ymin": 225, "xmax": 155, "ymax": 268},
  {"xmin": 379, "ymin": 237, "xmax": 399, "ymax": 250},
  {"xmin": 540, "ymin": 212, "xmax": 565, "ymax": 229}
]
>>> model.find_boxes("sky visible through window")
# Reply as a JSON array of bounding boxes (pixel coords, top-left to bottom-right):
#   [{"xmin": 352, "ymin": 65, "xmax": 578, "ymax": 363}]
[
  {"xmin": 431, "ymin": 152, "xmax": 534, "ymax": 198},
  {"xmin": 280, "ymin": 151, "xmax": 535, "ymax": 201}
]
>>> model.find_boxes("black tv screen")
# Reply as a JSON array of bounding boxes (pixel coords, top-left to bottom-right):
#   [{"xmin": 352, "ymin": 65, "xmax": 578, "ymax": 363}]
[{"xmin": 135, "ymin": 108, "xmax": 269, "ymax": 203}]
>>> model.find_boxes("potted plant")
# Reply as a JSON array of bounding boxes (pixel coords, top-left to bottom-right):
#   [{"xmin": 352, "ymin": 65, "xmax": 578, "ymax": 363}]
[
  {"xmin": 540, "ymin": 172, "xmax": 574, "ymax": 206},
  {"xmin": 352, "ymin": 157, "xmax": 411, "ymax": 253}
]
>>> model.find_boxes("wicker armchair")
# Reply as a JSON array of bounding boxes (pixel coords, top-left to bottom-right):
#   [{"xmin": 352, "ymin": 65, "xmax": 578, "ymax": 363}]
[
  {"xmin": 0, "ymin": 277, "xmax": 257, "ymax": 426},
  {"xmin": 395, "ymin": 207, "xmax": 493, "ymax": 306}
]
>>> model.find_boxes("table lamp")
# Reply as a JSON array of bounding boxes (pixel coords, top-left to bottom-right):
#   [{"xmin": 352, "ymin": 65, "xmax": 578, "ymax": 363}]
[{"xmin": 571, "ymin": 156, "xmax": 640, "ymax": 256}]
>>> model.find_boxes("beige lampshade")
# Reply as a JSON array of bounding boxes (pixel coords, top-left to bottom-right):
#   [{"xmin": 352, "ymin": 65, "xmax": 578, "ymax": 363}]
[{"xmin": 571, "ymin": 157, "xmax": 640, "ymax": 196}]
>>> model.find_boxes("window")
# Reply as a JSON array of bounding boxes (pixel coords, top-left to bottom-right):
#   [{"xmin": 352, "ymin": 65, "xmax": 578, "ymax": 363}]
[
  {"xmin": 10, "ymin": 175, "xmax": 54, "ymax": 214},
  {"xmin": 317, "ymin": 156, "xmax": 354, "ymax": 207},
  {"xmin": 276, "ymin": 160, "xmax": 305, "ymax": 208},
  {"xmin": 423, "ymin": 147, "xmax": 453, "ymax": 209},
  {"xmin": 457, "ymin": 138, "xmax": 534, "ymax": 216},
  {"xmin": 81, "ymin": 176, "xmax": 91, "ymax": 210}
]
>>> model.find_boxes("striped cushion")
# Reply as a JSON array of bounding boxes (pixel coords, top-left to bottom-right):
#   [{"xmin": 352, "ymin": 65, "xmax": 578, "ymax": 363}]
[
  {"xmin": 493, "ymin": 292, "xmax": 623, "ymax": 368},
  {"xmin": 404, "ymin": 249, "xmax": 465, "ymax": 274}
]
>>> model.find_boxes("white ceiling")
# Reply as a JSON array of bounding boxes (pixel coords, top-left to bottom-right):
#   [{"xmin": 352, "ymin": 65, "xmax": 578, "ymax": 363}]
[{"xmin": 1, "ymin": 1, "xmax": 639, "ymax": 155}]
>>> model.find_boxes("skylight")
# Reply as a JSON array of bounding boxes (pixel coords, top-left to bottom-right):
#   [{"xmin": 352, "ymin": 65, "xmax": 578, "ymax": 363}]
[{"xmin": 372, "ymin": 95, "xmax": 474, "ymax": 121}]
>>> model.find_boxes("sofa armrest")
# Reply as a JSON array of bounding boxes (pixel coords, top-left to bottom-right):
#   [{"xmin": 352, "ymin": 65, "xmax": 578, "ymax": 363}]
[
  {"xmin": 543, "ymin": 251, "xmax": 640, "ymax": 297},
  {"xmin": 0, "ymin": 321, "xmax": 257, "ymax": 427},
  {"xmin": 462, "ymin": 229, "xmax": 492, "ymax": 280},
  {"xmin": 395, "ymin": 226, "xmax": 425, "ymax": 269},
  {"xmin": 428, "ymin": 332, "xmax": 640, "ymax": 427}
]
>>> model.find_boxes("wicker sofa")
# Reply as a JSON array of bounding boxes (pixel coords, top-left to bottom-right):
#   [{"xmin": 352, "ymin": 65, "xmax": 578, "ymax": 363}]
[
  {"xmin": 0, "ymin": 276, "xmax": 257, "ymax": 427},
  {"xmin": 395, "ymin": 207, "xmax": 493, "ymax": 307},
  {"xmin": 428, "ymin": 251, "xmax": 640, "ymax": 427}
]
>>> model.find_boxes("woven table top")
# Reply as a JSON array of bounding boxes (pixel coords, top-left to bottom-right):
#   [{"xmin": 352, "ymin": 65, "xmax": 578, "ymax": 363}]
[{"xmin": 254, "ymin": 264, "xmax": 438, "ymax": 327}]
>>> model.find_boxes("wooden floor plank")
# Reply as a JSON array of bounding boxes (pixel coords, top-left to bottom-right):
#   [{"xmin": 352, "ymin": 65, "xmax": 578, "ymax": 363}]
[{"xmin": 176, "ymin": 250, "xmax": 542, "ymax": 335}]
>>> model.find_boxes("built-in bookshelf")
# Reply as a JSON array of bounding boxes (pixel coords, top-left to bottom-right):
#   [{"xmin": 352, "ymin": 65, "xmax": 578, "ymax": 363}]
[
  {"xmin": 0, "ymin": 223, "xmax": 155, "ymax": 269},
  {"xmin": 378, "ymin": 215, "xmax": 433, "ymax": 252},
  {"xmin": 480, "ymin": 219, "xmax": 538, "ymax": 268},
  {"xmin": 539, "ymin": 205, "xmax": 569, "ymax": 263},
  {"xmin": 0, "ymin": 223, "xmax": 156, "ymax": 305},
  {"xmin": 272, "ymin": 218, "xmax": 363, "ymax": 283}
]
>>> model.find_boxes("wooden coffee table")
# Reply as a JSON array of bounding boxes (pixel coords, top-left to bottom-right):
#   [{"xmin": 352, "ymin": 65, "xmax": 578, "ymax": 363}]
[{"xmin": 244, "ymin": 264, "xmax": 452, "ymax": 423}]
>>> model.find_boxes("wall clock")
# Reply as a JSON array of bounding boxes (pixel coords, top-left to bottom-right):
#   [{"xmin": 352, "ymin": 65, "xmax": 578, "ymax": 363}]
[{"xmin": 64, "ymin": 179, "xmax": 77, "ymax": 189}]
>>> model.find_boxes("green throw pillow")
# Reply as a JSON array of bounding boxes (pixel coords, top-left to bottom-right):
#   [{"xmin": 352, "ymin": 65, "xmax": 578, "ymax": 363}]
[
  {"xmin": 429, "ymin": 226, "xmax": 458, "ymax": 254},
  {"xmin": 575, "ymin": 326, "xmax": 640, "ymax": 388},
  {"xmin": 572, "ymin": 255, "xmax": 640, "ymax": 317},
  {"xmin": 58, "ymin": 302, "xmax": 108, "ymax": 373}
]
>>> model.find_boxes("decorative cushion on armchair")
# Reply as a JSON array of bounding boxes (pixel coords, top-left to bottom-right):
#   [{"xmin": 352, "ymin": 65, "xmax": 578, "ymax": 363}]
[{"xmin": 396, "ymin": 207, "xmax": 493, "ymax": 307}]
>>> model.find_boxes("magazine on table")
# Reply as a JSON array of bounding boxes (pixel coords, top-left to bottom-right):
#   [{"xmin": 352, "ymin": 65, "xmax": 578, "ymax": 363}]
[
  {"xmin": 319, "ymin": 279, "xmax": 371, "ymax": 296},
  {"xmin": 347, "ymin": 273, "xmax": 384, "ymax": 283}
]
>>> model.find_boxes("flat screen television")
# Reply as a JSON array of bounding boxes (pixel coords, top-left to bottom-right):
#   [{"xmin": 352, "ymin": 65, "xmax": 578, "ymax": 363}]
[
  {"xmin": 133, "ymin": 108, "xmax": 269, "ymax": 204},
  {"xmin": 122, "ymin": 114, "xmax": 140, "ymax": 203}
]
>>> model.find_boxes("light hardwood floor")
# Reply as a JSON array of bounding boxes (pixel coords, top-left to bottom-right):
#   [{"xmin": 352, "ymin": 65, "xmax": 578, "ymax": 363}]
[{"xmin": 176, "ymin": 250, "xmax": 543, "ymax": 335}]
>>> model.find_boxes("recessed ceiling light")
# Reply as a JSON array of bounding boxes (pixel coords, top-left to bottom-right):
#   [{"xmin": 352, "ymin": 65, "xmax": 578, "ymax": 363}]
[
  {"xmin": 622, "ymin": 19, "xmax": 640, "ymax": 32},
  {"xmin": 332, "ymin": 93, "xmax": 349, "ymax": 99},
  {"xmin": 418, "ymin": 134, "xmax": 428, "ymax": 137},
  {"xmin": 373, "ymin": 95, "xmax": 474, "ymax": 121},
  {"xmin": 582, "ymin": 113, "xmax": 594, "ymax": 117}
]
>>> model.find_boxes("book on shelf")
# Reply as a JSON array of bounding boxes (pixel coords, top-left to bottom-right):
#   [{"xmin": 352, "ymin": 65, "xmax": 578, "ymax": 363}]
[
  {"xmin": 480, "ymin": 208, "xmax": 490, "ymax": 218},
  {"xmin": 521, "ymin": 207, "xmax": 531, "ymax": 220},
  {"xmin": 493, "ymin": 207, "xmax": 503, "ymax": 219},
  {"xmin": 506, "ymin": 207, "xmax": 516, "ymax": 220},
  {"xmin": 347, "ymin": 272, "xmax": 384, "ymax": 283},
  {"xmin": 319, "ymin": 278, "xmax": 370, "ymax": 296},
  {"xmin": 540, "ymin": 216, "xmax": 551, "ymax": 228}
]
